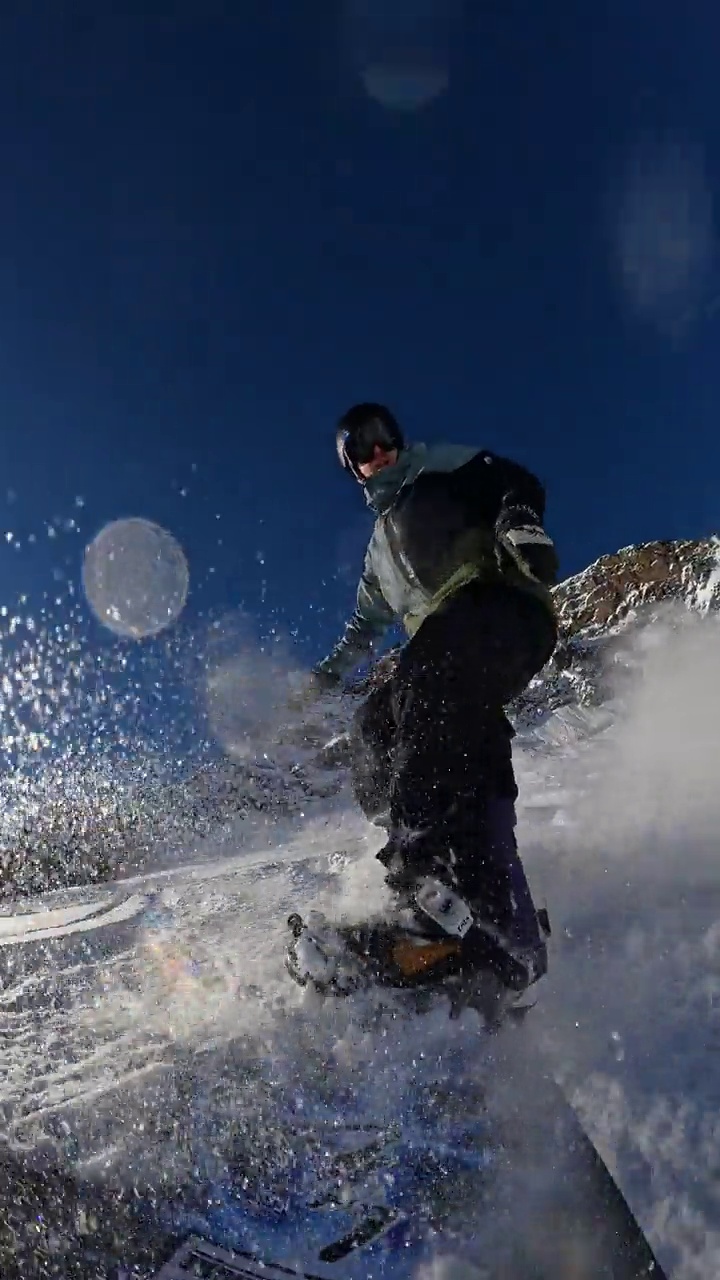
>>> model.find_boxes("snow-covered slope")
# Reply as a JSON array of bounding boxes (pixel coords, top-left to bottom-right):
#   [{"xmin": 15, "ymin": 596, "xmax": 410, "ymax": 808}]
[{"xmin": 0, "ymin": 536, "xmax": 718, "ymax": 1276}]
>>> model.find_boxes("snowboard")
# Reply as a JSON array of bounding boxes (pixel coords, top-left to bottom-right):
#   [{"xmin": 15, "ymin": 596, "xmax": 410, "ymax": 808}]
[
  {"xmin": 0, "ymin": 1069, "xmax": 669, "ymax": 1280},
  {"xmin": 147, "ymin": 1070, "xmax": 668, "ymax": 1280}
]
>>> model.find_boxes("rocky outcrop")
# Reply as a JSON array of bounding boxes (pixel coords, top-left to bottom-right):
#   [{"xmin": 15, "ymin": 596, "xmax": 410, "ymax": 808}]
[
  {"xmin": 553, "ymin": 537, "xmax": 720, "ymax": 638},
  {"xmin": 510, "ymin": 535, "xmax": 720, "ymax": 733}
]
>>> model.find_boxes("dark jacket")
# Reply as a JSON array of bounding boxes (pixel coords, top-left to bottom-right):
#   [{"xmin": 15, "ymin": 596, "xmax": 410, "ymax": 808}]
[{"xmin": 318, "ymin": 441, "xmax": 558, "ymax": 679}]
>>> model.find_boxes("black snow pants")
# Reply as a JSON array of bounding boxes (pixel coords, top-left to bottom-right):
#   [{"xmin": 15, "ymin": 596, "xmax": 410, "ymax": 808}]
[{"xmin": 348, "ymin": 581, "xmax": 557, "ymax": 948}]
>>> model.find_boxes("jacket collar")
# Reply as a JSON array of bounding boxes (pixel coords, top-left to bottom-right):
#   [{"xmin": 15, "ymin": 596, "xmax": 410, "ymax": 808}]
[{"xmin": 362, "ymin": 443, "xmax": 427, "ymax": 515}]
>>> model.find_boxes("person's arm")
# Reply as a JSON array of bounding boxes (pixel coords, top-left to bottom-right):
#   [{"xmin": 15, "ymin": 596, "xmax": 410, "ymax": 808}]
[
  {"xmin": 492, "ymin": 455, "xmax": 559, "ymax": 586},
  {"xmin": 314, "ymin": 555, "xmax": 396, "ymax": 684},
  {"xmin": 445, "ymin": 449, "xmax": 558, "ymax": 586}
]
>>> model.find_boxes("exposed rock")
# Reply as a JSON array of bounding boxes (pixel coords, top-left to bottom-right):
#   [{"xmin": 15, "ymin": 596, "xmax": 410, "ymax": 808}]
[
  {"xmin": 512, "ymin": 535, "xmax": 720, "ymax": 734},
  {"xmin": 553, "ymin": 536, "xmax": 720, "ymax": 639}
]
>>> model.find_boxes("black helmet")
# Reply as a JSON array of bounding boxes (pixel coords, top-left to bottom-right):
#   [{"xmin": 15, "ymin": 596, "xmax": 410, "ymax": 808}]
[{"xmin": 336, "ymin": 403, "xmax": 405, "ymax": 479}]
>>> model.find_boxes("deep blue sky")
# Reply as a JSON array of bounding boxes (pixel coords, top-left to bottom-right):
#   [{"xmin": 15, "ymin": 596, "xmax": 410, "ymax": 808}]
[{"xmin": 0, "ymin": 0, "xmax": 718, "ymax": 672}]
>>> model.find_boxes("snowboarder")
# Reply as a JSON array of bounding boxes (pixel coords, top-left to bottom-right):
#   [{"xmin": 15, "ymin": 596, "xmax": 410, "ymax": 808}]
[{"xmin": 295, "ymin": 403, "xmax": 558, "ymax": 998}]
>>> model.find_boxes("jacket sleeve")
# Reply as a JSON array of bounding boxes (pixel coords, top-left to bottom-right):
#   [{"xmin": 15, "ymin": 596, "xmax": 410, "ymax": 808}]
[
  {"xmin": 492, "ymin": 455, "xmax": 559, "ymax": 587},
  {"xmin": 448, "ymin": 450, "xmax": 559, "ymax": 586},
  {"xmin": 315, "ymin": 554, "xmax": 396, "ymax": 681}
]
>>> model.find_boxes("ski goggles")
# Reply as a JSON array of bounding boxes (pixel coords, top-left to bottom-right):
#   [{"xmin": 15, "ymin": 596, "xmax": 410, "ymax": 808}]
[{"xmin": 336, "ymin": 418, "xmax": 400, "ymax": 474}]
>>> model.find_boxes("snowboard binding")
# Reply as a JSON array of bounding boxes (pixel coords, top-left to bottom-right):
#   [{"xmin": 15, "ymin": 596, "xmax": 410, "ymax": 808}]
[{"xmin": 285, "ymin": 880, "xmax": 549, "ymax": 1029}]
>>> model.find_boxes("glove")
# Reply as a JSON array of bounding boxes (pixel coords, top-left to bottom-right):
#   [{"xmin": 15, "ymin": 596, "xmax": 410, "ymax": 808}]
[
  {"xmin": 496, "ymin": 502, "xmax": 559, "ymax": 587},
  {"xmin": 286, "ymin": 667, "xmax": 343, "ymax": 713}
]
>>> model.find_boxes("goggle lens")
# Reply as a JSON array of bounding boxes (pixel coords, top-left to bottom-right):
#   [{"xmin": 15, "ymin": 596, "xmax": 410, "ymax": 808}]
[{"xmin": 340, "ymin": 420, "xmax": 397, "ymax": 470}]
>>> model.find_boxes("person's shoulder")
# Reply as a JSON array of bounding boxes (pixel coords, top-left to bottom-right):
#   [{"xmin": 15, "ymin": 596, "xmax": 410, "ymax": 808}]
[{"xmin": 420, "ymin": 442, "xmax": 481, "ymax": 473}]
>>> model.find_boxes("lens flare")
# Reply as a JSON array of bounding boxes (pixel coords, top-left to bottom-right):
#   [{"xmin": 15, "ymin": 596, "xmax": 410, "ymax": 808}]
[
  {"xmin": 82, "ymin": 517, "xmax": 189, "ymax": 639},
  {"xmin": 343, "ymin": 0, "xmax": 458, "ymax": 111}
]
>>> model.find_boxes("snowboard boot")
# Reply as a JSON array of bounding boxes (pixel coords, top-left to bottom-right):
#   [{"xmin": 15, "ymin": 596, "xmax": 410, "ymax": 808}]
[
  {"xmin": 389, "ymin": 874, "xmax": 549, "ymax": 993},
  {"xmin": 285, "ymin": 877, "xmax": 549, "ymax": 1026}
]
